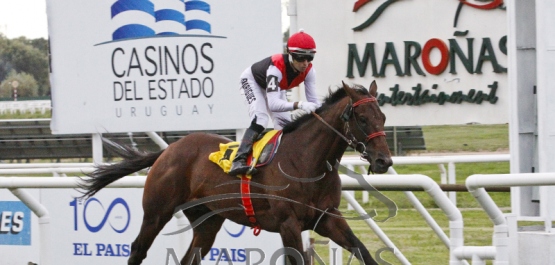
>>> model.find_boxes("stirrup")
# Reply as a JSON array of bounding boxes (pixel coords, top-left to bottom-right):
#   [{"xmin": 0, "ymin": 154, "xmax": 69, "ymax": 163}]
[
  {"xmin": 229, "ymin": 162, "xmax": 257, "ymax": 176},
  {"xmin": 246, "ymin": 165, "xmax": 257, "ymax": 175}
]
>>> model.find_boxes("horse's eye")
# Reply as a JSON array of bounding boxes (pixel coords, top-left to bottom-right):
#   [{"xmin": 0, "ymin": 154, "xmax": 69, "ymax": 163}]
[{"xmin": 360, "ymin": 116, "xmax": 368, "ymax": 126}]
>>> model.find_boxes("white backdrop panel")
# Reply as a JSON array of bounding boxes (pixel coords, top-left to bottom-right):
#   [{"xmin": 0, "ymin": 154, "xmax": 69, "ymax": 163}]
[{"xmin": 48, "ymin": 0, "xmax": 282, "ymax": 134}]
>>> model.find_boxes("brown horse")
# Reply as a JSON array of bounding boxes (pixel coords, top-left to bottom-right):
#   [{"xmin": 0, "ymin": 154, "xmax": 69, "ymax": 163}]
[{"xmin": 80, "ymin": 81, "xmax": 392, "ymax": 265}]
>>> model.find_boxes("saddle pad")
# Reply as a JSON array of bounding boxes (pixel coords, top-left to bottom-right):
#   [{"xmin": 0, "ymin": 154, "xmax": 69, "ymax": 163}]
[{"xmin": 208, "ymin": 130, "xmax": 282, "ymax": 174}]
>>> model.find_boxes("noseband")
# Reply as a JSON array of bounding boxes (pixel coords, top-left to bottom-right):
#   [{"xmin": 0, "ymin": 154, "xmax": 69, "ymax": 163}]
[{"xmin": 312, "ymin": 96, "xmax": 386, "ymax": 160}]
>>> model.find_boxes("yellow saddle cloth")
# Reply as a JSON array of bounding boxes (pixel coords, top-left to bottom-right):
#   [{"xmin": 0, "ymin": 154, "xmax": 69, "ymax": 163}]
[{"xmin": 209, "ymin": 130, "xmax": 282, "ymax": 174}]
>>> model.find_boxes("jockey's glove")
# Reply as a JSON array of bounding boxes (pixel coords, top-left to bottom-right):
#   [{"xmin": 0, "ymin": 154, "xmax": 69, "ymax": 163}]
[{"xmin": 298, "ymin": 101, "xmax": 318, "ymax": 112}]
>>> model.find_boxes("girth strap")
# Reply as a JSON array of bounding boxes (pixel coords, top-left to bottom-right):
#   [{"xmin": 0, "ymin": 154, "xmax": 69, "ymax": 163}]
[{"xmin": 240, "ymin": 176, "xmax": 261, "ymax": 236}]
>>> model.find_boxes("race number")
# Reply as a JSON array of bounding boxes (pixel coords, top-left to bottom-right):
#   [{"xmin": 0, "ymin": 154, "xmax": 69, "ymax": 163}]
[{"xmin": 266, "ymin": 75, "xmax": 279, "ymax": 92}]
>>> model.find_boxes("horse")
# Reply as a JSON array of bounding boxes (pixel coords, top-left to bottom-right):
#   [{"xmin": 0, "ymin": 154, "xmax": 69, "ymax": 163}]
[{"xmin": 80, "ymin": 80, "xmax": 393, "ymax": 265}]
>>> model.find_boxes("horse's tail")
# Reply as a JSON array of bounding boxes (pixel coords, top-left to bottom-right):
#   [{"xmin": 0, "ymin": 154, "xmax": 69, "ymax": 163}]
[{"xmin": 79, "ymin": 139, "xmax": 164, "ymax": 198}]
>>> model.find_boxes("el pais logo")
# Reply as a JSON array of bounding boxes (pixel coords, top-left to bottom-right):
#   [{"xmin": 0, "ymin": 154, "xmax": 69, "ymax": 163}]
[{"xmin": 70, "ymin": 197, "xmax": 131, "ymax": 257}]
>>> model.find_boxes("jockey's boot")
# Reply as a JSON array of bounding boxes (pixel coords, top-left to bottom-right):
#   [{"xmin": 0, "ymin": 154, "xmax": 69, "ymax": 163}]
[{"xmin": 229, "ymin": 127, "xmax": 261, "ymax": 176}]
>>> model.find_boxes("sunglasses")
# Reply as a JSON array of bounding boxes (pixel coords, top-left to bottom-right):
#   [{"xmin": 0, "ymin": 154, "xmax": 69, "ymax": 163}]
[{"xmin": 291, "ymin": 54, "xmax": 314, "ymax": 62}]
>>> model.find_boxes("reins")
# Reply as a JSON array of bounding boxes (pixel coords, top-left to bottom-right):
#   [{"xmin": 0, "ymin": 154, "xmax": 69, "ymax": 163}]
[
  {"xmin": 312, "ymin": 111, "xmax": 354, "ymax": 146},
  {"xmin": 311, "ymin": 96, "xmax": 386, "ymax": 159}
]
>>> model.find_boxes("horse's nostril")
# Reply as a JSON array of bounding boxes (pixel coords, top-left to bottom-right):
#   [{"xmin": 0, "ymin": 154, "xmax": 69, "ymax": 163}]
[{"xmin": 375, "ymin": 158, "xmax": 393, "ymax": 168}]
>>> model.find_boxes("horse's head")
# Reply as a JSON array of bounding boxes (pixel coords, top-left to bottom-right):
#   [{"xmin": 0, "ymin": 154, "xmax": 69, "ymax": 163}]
[{"xmin": 341, "ymin": 81, "xmax": 392, "ymax": 174}]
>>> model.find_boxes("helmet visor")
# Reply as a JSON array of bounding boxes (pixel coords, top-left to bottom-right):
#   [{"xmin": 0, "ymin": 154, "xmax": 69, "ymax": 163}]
[{"xmin": 291, "ymin": 53, "xmax": 314, "ymax": 62}]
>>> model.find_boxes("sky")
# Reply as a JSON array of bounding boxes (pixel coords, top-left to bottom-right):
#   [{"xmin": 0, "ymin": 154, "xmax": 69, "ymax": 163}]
[
  {"xmin": 0, "ymin": 0, "xmax": 290, "ymax": 39},
  {"xmin": 0, "ymin": 0, "xmax": 48, "ymax": 39}
]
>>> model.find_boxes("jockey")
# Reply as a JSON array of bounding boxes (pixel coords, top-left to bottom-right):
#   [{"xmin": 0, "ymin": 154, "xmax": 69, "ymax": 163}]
[{"xmin": 229, "ymin": 29, "xmax": 321, "ymax": 176}]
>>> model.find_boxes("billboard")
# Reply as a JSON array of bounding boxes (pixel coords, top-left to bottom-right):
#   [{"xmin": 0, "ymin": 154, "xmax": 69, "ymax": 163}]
[
  {"xmin": 294, "ymin": 0, "xmax": 508, "ymax": 126},
  {"xmin": 42, "ymin": 188, "xmax": 285, "ymax": 264},
  {"xmin": 41, "ymin": 189, "xmax": 184, "ymax": 264},
  {"xmin": 0, "ymin": 188, "xmax": 283, "ymax": 264},
  {"xmin": 47, "ymin": 0, "xmax": 282, "ymax": 134},
  {"xmin": 0, "ymin": 201, "xmax": 31, "ymax": 246},
  {"xmin": 0, "ymin": 189, "xmax": 40, "ymax": 265}
]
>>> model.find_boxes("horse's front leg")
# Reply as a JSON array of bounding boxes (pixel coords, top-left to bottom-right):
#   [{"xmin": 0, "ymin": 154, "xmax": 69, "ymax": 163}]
[
  {"xmin": 313, "ymin": 209, "xmax": 379, "ymax": 265},
  {"xmin": 278, "ymin": 217, "xmax": 309, "ymax": 265}
]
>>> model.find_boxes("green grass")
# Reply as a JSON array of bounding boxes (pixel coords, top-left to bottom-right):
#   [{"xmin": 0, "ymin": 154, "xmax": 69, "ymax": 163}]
[
  {"xmin": 419, "ymin": 124, "xmax": 509, "ymax": 153},
  {"xmin": 0, "ymin": 110, "xmax": 51, "ymax": 119},
  {"xmin": 325, "ymin": 124, "xmax": 510, "ymax": 264},
  {"xmin": 310, "ymin": 209, "xmax": 499, "ymax": 265},
  {"xmin": 391, "ymin": 162, "xmax": 510, "ymax": 208}
]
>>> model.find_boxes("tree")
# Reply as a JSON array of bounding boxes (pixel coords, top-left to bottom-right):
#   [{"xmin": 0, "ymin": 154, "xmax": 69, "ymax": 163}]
[
  {"xmin": 29, "ymin": 38, "xmax": 49, "ymax": 55},
  {"xmin": 0, "ymin": 35, "xmax": 14, "ymax": 82},
  {"xmin": 0, "ymin": 70, "xmax": 39, "ymax": 99},
  {"xmin": 0, "ymin": 35, "xmax": 50, "ymax": 97}
]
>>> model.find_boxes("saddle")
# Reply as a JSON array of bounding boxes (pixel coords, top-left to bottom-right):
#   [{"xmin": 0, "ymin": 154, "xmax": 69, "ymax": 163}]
[{"xmin": 209, "ymin": 130, "xmax": 283, "ymax": 176}]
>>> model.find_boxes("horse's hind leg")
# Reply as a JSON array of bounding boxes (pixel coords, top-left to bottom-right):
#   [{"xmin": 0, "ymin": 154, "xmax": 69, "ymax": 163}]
[
  {"xmin": 127, "ymin": 173, "xmax": 178, "ymax": 265},
  {"xmin": 181, "ymin": 206, "xmax": 225, "ymax": 265},
  {"xmin": 127, "ymin": 207, "xmax": 173, "ymax": 265}
]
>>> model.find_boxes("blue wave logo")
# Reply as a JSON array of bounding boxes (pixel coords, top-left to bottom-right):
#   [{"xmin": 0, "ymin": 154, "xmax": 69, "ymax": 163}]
[
  {"xmin": 224, "ymin": 224, "xmax": 246, "ymax": 238},
  {"xmin": 83, "ymin": 197, "xmax": 131, "ymax": 233},
  {"xmin": 110, "ymin": 0, "xmax": 212, "ymax": 41}
]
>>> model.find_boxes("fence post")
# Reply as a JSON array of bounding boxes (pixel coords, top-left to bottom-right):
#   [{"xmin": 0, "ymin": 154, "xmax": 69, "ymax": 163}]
[
  {"xmin": 393, "ymin": 126, "xmax": 398, "ymax": 156},
  {"xmin": 91, "ymin": 133, "xmax": 103, "ymax": 164},
  {"xmin": 448, "ymin": 162, "xmax": 457, "ymax": 206},
  {"xmin": 9, "ymin": 188, "xmax": 51, "ymax": 265}
]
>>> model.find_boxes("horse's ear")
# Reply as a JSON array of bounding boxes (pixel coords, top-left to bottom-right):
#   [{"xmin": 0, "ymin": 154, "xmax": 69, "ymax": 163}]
[
  {"xmin": 369, "ymin": 80, "xmax": 378, "ymax": 97},
  {"xmin": 341, "ymin": 81, "xmax": 357, "ymax": 98}
]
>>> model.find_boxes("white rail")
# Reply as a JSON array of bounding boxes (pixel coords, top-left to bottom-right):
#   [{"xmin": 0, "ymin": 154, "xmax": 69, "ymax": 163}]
[
  {"xmin": 0, "ymin": 175, "xmax": 455, "ymax": 264},
  {"xmin": 0, "ymin": 100, "xmax": 51, "ymax": 114},
  {"xmin": 0, "ymin": 174, "xmax": 468, "ymax": 264},
  {"xmin": 0, "ymin": 176, "xmax": 146, "ymax": 188},
  {"xmin": 342, "ymin": 154, "xmax": 510, "ymax": 165},
  {"xmin": 0, "ymin": 163, "xmax": 95, "ymax": 169},
  {"xmin": 0, "ymin": 168, "xmax": 95, "ymax": 175},
  {"xmin": 341, "ymin": 154, "xmax": 510, "ymax": 205},
  {"xmin": 341, "ymin": 174, "xmax": 472, "ymax": 264},
  {"xmin": 466, "ymin": 173, "xmax": 555, "ymax": 264}
]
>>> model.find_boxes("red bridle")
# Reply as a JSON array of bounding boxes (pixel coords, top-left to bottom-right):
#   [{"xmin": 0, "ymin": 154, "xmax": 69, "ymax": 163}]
[
  {"xmin": 352, "ymin": 97, "xmax": 377, "ymax": 107},
  {"xmin": 366, "ymin": 131, "xmax": 387, "ymax": 141},
  {"xmin": 312, "ymin": 96, "xmax": 386, "ymax": 156},
  {"xmin": 352, "ymin": 97, "xmax": 386, "ymax": 142}
]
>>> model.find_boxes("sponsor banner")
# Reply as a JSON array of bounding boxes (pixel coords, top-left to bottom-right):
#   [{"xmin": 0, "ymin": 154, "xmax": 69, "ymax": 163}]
[
  {"xmin": 198, "ymin": 221, "xmax": 284, "ymax": 265},
  {"xmin": 47, "ymin": 0, "xmax": 282, "ymax": 134},
  {"xmin": 0, "ymin": 189, "xmax": 40, "ymax": 265},
  {"xmin": 41, "ymin": 188, "xmax": 188, "ymax": 264},
  {"xmin": 41, "ymin": 188, "xmax": 283, "ymax": 264},
  {"xmin": 295, "ymin": 0, "xmax": 508, "ymax": 126},
  {"xmin": 0, "ymin": 201, "xmax": 31, "ymax": 246}
]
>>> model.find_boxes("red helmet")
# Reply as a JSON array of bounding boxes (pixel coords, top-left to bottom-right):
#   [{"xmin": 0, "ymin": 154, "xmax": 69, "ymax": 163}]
[{"xmin": 287, "ymin": 29, "xmax": 316, "ymax": 56}]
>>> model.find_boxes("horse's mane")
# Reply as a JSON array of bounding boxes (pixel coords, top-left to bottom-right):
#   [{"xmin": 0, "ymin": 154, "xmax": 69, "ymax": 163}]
[{"xmin": 281, "ymin": 85, "xmax": 369, "ymax": 134}]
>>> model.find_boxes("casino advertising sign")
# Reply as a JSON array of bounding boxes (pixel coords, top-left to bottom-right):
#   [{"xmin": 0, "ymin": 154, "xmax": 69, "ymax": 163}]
[
  {"xmin": 47, "ymin": 1, "xmax": 281, "ymax": 134},
  {"xmin": 295, "ymin": 0, "xmax": 508, "ymax": 126}
]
